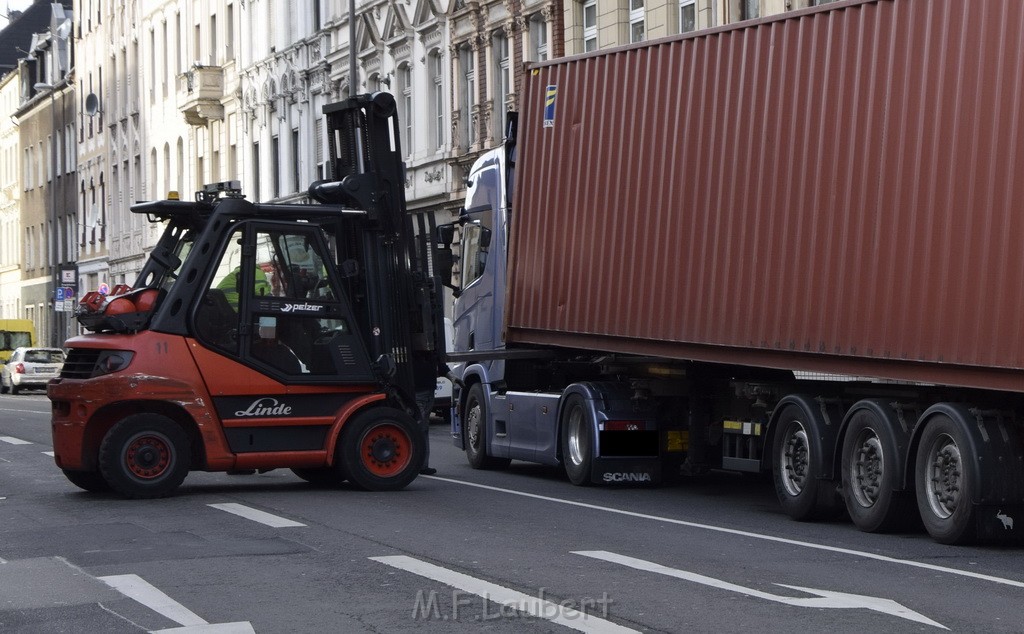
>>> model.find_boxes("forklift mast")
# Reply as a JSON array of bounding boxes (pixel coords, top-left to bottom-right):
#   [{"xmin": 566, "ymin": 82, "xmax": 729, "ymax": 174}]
[{"xmin": 309, "ymin": 92, "xmax": 446, "ymax": 411}]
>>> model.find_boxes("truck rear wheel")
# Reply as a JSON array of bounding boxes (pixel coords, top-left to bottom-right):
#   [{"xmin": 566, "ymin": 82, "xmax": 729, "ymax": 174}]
[
  {"xmin": 840, "ymin": 404, "xmax": 917, "ymax": 532},
  {"xmin": 915, "ymin": 414, "xmax": 978, "ymax": 544},
  {"xmin": 339, "ymin": 407, "xmax": 424, "ymax": 491},
  {"xmin": 464, "ymin": 384, "xmax": 510, "ymax": 470},
  {"xmin": 771, "ymin": 404, "xmax": 841, "ymax": 521},
  {"xmin": 61, "ymin": 469, "xmax": 111, "ymax": 493},
  {"xmin": 98, "ymin": 414, "xmax": 190, "ymax": 499},
  {"xmin": 560, "ymin": 394, "xmax": 594, "ymax": 486}
]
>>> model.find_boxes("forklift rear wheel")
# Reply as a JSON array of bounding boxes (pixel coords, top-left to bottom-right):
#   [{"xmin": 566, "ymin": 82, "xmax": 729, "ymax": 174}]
[
  {"xmin": 61, "ymin": 469, "xmax": 111, "ymax": 493},
  {"xmin": 339, "ymin": 407, "xmax": 425, "ymax": 491},
  {"xmin": 99, "ymin": 414, "xmax": 190, "ymax": 499}
]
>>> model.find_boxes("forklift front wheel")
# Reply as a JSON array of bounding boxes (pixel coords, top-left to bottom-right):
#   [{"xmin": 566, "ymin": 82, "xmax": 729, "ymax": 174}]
[
  {"xmin": 99, "ymin": 414, "xmax": 190, "ymax": 499},
  {"xmin": 339, "ymin": 407, "xmax": 424, "ymax": 491}
]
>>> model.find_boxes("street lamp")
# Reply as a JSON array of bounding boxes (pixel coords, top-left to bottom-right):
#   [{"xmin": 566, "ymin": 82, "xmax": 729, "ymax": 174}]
[{"xmin": 33, "ymin": 81, "xmax": 62, "ymax": 348}]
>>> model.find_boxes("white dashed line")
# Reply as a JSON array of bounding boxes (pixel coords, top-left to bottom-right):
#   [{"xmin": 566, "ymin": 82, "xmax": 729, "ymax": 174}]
[
  {"xmin": 207, "ymin": 503, "xmax": 306, "ymax": 528},
  {"xmin": 41, "ymin": 451, "xmax": 54, "ymax": 457},
  {"xmin": 100, "ymin": 574, "xmax": 254, "ymax": 633},
  {"xmin": 0, "ymin": 436, "xmax": 32, "ymax": 445}
]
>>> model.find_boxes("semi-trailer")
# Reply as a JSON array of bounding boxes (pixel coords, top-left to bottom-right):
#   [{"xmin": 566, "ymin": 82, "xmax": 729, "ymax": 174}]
[{"xmin": 437, "ymin": 0, "xmax": 1024, "ymax": 544}]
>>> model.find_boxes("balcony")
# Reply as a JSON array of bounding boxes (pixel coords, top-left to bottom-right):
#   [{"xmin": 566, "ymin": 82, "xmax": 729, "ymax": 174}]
[{"xmin": 178, "ymin": 65, "xmax": 224, "ymax": 126}]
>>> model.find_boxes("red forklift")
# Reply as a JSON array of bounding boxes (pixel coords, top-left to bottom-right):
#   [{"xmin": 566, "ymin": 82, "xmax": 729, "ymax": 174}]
[{"xmin": 49, "ymin": 93, "xmax": 447, "ymax": 498}]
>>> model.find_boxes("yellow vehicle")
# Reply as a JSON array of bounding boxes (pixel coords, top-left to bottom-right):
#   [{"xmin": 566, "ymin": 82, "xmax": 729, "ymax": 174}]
[{"xmin": 0, "ymin": 320, "xmax": 37, "ymax": 363}]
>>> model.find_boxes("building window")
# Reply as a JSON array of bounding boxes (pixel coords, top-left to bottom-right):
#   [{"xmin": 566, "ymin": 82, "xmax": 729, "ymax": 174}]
[
  {"xmin": 315, "ymin": 117, "xmax": 324, "ymax": 179},
  {"xmin": 583, "ymin": 0, "xmax": 598, "ymax": 51},
  {"xmin": 459, "ymin": 44, "xmax": 476, "ymax": 149},
  {"xmin": 530, "ymin": 14, "xmax": 548, "ymax": 62},
  {"xmin": 226, "ymin": 3, "xmax": 234, "ymax": 60},
  {"xmin": 680, "ymin": 0, "xmax": 695, "ymax": 33},
  {"xmin": 271, "ymin": 135, "xmax": 280, "ymax": 199},
  {"xmin": 630, "ymin": 0, "xmax": 645, "ymax": 43},
  {"xmin": 492, "ymin": 32, "xmax": 510, "ymax": 142},
  {"xmin": 741, "ymin": 0, "xmax": 759, "ymax": 20},
  {"xmin": 291, "ymin": 128, "xmax": 299, "ymax": 194},
  {"xmin": 398, "ymin": 64, "xmax": 412, "ymax": 156},
  {"xmin": 431, "ymin": 50, "xmax": 444, "ymax": 150},
  {"xmin": 253, "ymin": 141, "xmax": 261, "ymax": 202}
]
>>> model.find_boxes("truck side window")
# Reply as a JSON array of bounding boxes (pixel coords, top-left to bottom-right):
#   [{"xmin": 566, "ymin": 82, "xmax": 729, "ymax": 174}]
[{"xmin": 460, "ymin": 223, "xmax": 487, "ymax": 288}]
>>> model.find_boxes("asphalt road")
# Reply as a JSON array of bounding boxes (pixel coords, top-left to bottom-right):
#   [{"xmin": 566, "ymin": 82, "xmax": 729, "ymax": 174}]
[{"xmin": 1, "ymin": 389, "xmax": 1022, "ymax": 633}]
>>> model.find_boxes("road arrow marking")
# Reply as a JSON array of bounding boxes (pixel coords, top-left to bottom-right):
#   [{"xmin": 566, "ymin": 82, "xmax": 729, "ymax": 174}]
[
  {"xmin": 573, "ymin": 550, "xmax": 947, "ymax": 630},
  {"xmin": 100, "ymin": 574, "xmax": 254, "ymax": 633}
]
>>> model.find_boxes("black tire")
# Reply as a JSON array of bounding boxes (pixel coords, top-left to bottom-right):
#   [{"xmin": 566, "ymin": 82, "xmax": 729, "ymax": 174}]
[
  {"xmin": 61, "ymin": 469, "xmax": 111, "ymax": 493},
  {"xmin": 463, "ymin": 384, "xmax": 510, "ymax": 470},
  {"xmin": 339, "ymin": 407, "xmax": 425, "ymax": 491},
  {"xmin": 915, "ymin": 414, "xmax": 978, "ymax": 544},
  {"xmin": 98, "ymin": 414, "xmax": 190, "ymax": 499},
  {"xmin": 0, "ymin": 377, "xmax": 8, "ymax": 394},
  {"xmin": 560, "ymin": 394, "xmax": 594, "ymax": 486},
  {"xmin": 771, "ymin": 404, "xmax": 841, "ymax": 521},
  {"xmin": 291, "ymin": 467, "xmax": 344, "ymax": 487},
  {"xmin": 841, "ymin": 407, "xmax": 917, "ymax": 533}
]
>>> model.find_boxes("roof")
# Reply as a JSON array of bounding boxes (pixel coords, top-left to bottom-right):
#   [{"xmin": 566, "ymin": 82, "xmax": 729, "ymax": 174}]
[{"xmin": 0, "ymin": 0, "xmax": 72, "ymax": 74}]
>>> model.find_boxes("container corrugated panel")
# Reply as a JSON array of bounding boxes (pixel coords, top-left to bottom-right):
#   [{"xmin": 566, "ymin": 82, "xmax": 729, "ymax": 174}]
[{"xmin": 506, "ymin": 0, "xmax": 1024, "ymax": 391}]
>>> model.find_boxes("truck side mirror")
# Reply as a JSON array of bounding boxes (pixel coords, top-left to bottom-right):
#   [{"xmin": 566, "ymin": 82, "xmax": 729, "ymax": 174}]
[{"xmin": 478, "ymin": 226, "xmax": 492, "ymax": 249}]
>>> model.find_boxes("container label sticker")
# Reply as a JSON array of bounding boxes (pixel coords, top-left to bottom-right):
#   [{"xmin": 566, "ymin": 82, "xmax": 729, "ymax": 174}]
[{"xmin": 544, "ymin": 85, "xmax": 557, "ymax": 128}]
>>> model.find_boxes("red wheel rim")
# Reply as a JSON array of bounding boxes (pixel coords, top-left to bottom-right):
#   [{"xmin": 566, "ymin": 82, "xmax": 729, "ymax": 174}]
[
  {"xmin": 359, "ymin": 423, "xmax": 412, "ymax": 477},
  {"xmin": 125, "ymin": 434, "xmax": 172, "ymax": 479}
]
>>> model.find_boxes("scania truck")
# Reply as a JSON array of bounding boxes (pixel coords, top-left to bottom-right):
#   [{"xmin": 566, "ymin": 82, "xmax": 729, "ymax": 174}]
[{"xmin": 437, "ymin": 0, "xmax": 1024, "ymax": 544}]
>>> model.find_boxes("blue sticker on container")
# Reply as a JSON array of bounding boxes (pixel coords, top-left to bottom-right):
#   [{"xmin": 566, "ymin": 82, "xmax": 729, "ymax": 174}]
[{"xmin": 543, "ymin": 85, "xmax": 557, "ymax": 128}]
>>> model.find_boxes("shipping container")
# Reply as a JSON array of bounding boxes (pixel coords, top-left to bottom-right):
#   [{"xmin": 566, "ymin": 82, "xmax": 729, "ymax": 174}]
[{"xmin": 509, "ymin": 0, "xmax": 1024, "ymax": 393}]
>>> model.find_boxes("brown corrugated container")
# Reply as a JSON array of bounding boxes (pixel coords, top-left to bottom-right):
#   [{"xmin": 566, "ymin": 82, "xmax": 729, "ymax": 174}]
[{"xmin": 506, "ymin": 0, "xmax": 1024, "ymax": 392}]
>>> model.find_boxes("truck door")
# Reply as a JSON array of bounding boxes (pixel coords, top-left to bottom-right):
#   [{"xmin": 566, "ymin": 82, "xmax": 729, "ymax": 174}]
[{"xmin": 191, "ymin": 222, "xmax": 377, "ymax": 453}]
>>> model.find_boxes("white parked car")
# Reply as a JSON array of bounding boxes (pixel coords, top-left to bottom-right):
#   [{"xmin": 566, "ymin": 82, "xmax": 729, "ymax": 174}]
[
  {"xmin": 1, "ymin": 347, "xmax": 66, "ymax": 395},
  {"xmin": 433, "ymin": 318, "xmax": 455, "ymax": 423}
]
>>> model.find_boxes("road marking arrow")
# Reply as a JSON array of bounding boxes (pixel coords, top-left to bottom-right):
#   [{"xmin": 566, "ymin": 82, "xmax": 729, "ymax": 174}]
[{"xmin": 573, "ymin": 550, "xmax": 946, "ymax": 630}]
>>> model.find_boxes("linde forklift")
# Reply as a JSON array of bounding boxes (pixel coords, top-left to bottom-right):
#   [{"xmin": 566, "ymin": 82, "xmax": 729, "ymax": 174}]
[{"xmin": 49, "ymin": 92, "xmax": 447, "ymax": 498}]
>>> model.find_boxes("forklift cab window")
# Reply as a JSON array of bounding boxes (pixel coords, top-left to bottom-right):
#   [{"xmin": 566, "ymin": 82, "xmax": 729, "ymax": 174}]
[{"xmin": 196, "ymin": 223, "xmax": 359, "ymax": 379}]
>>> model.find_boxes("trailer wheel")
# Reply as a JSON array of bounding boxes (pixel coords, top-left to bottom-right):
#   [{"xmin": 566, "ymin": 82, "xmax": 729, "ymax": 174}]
[
  {"xmin": 61, "ymin": 469, "xmax": 111, "ymax": 493},
  {"xmin": 915, "ymin": 414, "xmax": 978, "ymax": 544},
  {"xmin": 840, "ymin": 407, "xmax": 916, "ymax": 532},
  {"xmin": 339, "ymin": 407, "xmax": 424, "ymax": 491},
  {"xmin": 464, "ymin": 384, "xmax": 510, "ymax": 470},
  {"xmin": 98, "ymin": 414, "xmax": 190, "ymax": 499},
  {"xmin": 560, "ymin": 394, "xmax": 594, "ymax": 486},
  {"xmin": 771, "ymin": 404, "xmax": 840, "ymax": 521},
  {"xmin": 291, "ymin": 467, "xmax": 344, "ymax": 486}
]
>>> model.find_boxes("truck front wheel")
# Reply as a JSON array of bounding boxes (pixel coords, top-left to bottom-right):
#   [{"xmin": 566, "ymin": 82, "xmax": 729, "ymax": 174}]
[
  {"xmin": 339, "ymin": 407, "xmax": 424, "ymax": 491},
  {"xmin": 98, "ymin": 414, "xmax": 190, "ymax": 499},
  {"xmin": 464, "ymin": 384, "xmax": 510, "ymax": 470}
]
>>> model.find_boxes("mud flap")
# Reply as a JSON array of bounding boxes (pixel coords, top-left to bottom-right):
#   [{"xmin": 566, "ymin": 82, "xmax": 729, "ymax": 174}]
[{"xmin": 974, "ymin": 504, "xmax": 1024, "ymax": 542}]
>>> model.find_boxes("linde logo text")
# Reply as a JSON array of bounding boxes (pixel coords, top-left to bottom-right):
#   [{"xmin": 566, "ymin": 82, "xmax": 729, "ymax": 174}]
[{"xmin": 234, "ymin": 397, "xmax": 293, "ymax": 417}]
